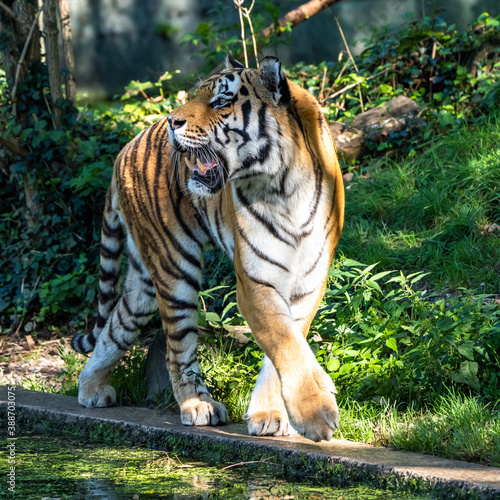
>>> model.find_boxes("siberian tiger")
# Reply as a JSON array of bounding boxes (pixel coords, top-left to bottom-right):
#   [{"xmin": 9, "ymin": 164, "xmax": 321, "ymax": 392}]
[{"xmin": 72, "ymin": 54, "xmax": 345, "ymax": 442}]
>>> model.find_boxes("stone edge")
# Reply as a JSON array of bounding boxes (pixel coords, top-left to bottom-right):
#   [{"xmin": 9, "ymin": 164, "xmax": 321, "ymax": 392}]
[{"xmin": 1, "ymin": 401, "xmax": 499, "ymax": 500}]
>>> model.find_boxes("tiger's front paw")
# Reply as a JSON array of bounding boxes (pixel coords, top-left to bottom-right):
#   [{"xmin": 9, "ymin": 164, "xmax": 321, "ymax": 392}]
[
  {"xmin": 78, "ymin": 383, "xmax": 117, "ymax": 408},
  {"xmin": 180, "ymin": 399, "xmax": 228, "ymax": 426},
  {"xmin": 244, "ymin": 409, "xmax": 297, "ymax": 437},
  {"xmin": 282, "ymin": 367, "xmax": 339, "ymax": 442}
]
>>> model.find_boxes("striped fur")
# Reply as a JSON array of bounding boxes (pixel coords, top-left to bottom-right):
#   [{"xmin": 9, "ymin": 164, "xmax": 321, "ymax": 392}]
[{"xmin": 72, "ymin": 56, "xmax": 345, "ymax": 442}]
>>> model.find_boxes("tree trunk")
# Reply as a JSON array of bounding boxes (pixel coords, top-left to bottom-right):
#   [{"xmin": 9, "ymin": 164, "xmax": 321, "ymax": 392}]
[
  {"xmin": 43, "ymin": 0, "xmax": 62, "ymax": 124},
  {"xmin": 0, "ymin": 0, "xmax": 43, "ymax": 226},
  {"xmin": 57, "ymin": 0, "xmax": 75, "ymax": 103}
]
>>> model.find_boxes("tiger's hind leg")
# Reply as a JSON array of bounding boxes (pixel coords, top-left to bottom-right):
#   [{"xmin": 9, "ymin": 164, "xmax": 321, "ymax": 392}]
[
  {"xmin": 78, "ymin": 238, "xmax": 157, "ymax": 408},
  {"xmin": 156, "ymin": 275, "xmax": 228, "ymax": 426},
  {"xmin": 153, "ymin": 244, "xmax": 228, "ymax": 425}
]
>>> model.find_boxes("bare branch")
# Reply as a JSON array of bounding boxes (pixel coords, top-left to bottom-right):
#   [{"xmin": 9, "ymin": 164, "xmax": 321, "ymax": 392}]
[
  {"xmin": 0, "ymin": 1, "xmax": 17, "ymax": 20},
  {"xmin": 261, "ymin": 0, "xmax": 342, "ymax": 39},
  {"xmin": 11, "ymin": 8, "xmax": 42, "ymax": 114}
]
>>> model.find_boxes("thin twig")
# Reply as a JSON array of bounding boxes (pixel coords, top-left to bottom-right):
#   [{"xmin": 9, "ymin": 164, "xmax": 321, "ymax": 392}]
[
  {"xmin": 320, "ymin": 58, "xmax": 351, "ymax": 104},
  {"xmin": 12, "ymin": 8, "xmax": 42, "ymax": 116},
  {"xmin": 0, "ymin": 0, "xmax": 16, "ymax": 20},
  {"xmin": 243, "ymin": 0, "xmax": 258, "ymax": 68},
  {"xmin": 358, "ymin": 85, "xmax": 364, "ymax": 112},
  {"xmin": 234, "ymin": 0, "xmax": 248, "ymax": 68},
  {"xmin": 326, "ymin": 67, "xmax": 393, "ymax": 101},
  {"xmin": 218, "ymin": 456, "xmax": 274, "ymax": 472},
  {"xmin": 334, "ymin": 16, "xmax": 358, "ymax": 72},
  {"xmin": 319, "ymin": 66, "xmax": 327, "ymax": 102}
]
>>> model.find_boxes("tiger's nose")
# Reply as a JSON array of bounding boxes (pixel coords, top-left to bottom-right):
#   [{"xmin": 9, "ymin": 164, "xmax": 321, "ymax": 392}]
[{"xmin": 168, "ymin": 116, "xmax": 186, "ymax": 130}]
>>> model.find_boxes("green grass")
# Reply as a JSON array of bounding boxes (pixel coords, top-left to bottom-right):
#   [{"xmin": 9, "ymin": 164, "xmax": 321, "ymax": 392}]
[
  {"xmin": 338, "ymin": 114, "xmax": 500, "ymax": 293},
  {"xmin": 336, "ymin": 391, "xmax": 500, "ymax": 466}
]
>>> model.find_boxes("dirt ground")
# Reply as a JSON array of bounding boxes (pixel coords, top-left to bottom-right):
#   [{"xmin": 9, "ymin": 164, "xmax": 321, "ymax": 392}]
[{"xmin": 0, "ymin": 329, "xmax": 71, "ymax": 389}]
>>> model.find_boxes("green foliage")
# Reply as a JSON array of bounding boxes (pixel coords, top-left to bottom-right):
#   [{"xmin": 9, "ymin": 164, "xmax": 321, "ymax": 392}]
[
  {"xmin": 389, "ymin": 389, "xmax": 500, "ymax": 466},
  {"xmin": 0, "ymin": 61, "xmax": 179, "ymax": 329},
  {"xmin": 198, "ymin": 337, "xmax": 260, "ymax": 423},
  {"xmin": 312, "ymin": 258, "xmax": 500, "ymax": 406},
  {"xmin": 337, "ymin": 391, "xmax": 500, "ymax": 466},
  {"xmin": 339, "ymin": 113, "xmax": 500, "ymax": 292},
  {"xmin": 111, "ymin": 347, "xmax": 148, "ymax": 406},
  {"xmin": 289, "ymin": 13, "xmax": 500, "ymax": 151},
  {"xmin": 181, "ymin": 1, "xmax": 292, "ymax": 71}
]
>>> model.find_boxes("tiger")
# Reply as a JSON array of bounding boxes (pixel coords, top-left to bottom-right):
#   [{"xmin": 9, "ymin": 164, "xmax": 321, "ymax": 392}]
[{"xmin": 71, "ymin": 54, "xmax": 345, "ymax": 442}]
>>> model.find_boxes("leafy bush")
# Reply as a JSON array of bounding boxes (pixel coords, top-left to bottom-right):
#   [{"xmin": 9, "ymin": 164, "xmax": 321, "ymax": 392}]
[
  {"xmin": 312, "ymin": 258, "xmax": 500, "ymax": 407},
  {"xmin": 288, "ymin": 12, "xmax": 500, "ymax": 151},
  {"xmin": 0, "ymin": 65, "xmax": 179, "ymax": 329}
]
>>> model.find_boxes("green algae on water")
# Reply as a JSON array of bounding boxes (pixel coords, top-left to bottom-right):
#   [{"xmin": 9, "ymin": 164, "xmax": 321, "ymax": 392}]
[{"xmin": 0, "ymin": 431, "xmax": 430, "ymax": 499}]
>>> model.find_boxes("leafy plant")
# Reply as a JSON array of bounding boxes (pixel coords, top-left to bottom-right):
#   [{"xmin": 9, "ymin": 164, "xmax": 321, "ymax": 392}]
[{"xmin": 312, "ymin": 258, "xmax": 500, "ymax": 407}]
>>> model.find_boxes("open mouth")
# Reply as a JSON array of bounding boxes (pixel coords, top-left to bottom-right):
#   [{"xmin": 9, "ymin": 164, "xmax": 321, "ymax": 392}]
[{"xmin": 185, "ymin": 152, "xmax": 226, "ymax": 193}]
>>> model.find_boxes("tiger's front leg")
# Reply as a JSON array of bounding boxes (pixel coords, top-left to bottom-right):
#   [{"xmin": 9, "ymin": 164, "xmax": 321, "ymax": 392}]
[
  {"xmin": 157, "ymin": 285, "xmax": 228, "ymax": 426},
  {"xmin": 237, "ymin": 261, "xmax": 338, "ymax": 442}
]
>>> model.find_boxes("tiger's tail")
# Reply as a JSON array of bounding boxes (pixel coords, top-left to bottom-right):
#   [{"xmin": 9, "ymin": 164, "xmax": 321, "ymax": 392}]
[{"xmin": 71, "ymin": 190, "xmax": 125, "ymax": 354}]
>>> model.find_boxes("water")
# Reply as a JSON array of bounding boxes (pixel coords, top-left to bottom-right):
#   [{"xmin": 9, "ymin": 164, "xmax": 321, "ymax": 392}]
[{"xmin": 0, "ymin": 432, "xmax": 430, "ymax": 499}]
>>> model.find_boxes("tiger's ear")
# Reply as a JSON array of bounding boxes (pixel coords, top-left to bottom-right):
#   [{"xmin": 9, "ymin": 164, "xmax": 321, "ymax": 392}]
[
  {"xmin": 225, "ymin": 53, "xmax": 245, "ymax": 69},
  {"xmin": 258, "ymin": 56, "xmax": 290, "ymax": 106}
]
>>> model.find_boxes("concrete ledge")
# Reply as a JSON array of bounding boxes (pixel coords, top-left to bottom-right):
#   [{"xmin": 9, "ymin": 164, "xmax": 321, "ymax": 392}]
[{"xmin": 2, "ymin": 386, "xmax": 500, "ymax": 499}]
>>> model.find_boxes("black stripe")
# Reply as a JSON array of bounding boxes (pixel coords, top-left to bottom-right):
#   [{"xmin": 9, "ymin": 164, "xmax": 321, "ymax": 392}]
[
  {"xmin": 176, "ymin": 355, "xmax": 198, "ymax": 370},
  {"xmin": 301, "ymin": 167, "xmax": 323, "ymax": 229},
  {"xmin": 108, "ymin": 317, "xmax": 129, "ymax": 351},
  {"xmin": 235, "ymin": 187, "xmax": 295, "ymax": 247},
  {"xmin": 141, "ymin": 276, "xmax": 154, "ymax": 288},
  {"xmin": 99, "ymin": 289, "xmax": 115, "ymax": 304},
  {"xmin": 168, "ymin": 327, "xmax": 198, "ymax": 341},
  {"xmin": 243, "ymin": 270, "xmax": 289, "ymax": 306},
  {"xmin": 99, "ymin": 267, "xmax": 119, "ymax": 283},
  {"xmin": 100, "ymin": 244, "xmax": 121, "ymax": 260},
  {"xmin": 87, "ymin": 330, "xmax": 96, "ymax": 347},
  {"xmin": 96, "ymin": 312, "xmax": 107, "ymax": 328},
  {"xmin": 161, "ymin": 313, "xmax": 190, "ymax": 324},
  {"xmin": 290, "ymin": 289, "xmax": 315, "ymax": 303},
  {"xmin": 236, "ymin": 222, "xmax": 289, "ymax": 273},
  {"xmin": 304, "ymin": 249, "xmax": 323, "ymax": 276},
  {"xmin": 102, "ymin": 217, "xmax": 124, "ymax": 239},
  {"xmin": 117, "ymin": 307, "xmax": 137, "ymax": 332},
  {"xmin": 241, "ymin": 100, "xmax": 252, "ymax": 130},
  {"xmin": 157, "ymin": 288, "xmax": 198, "ymax": 310},
  {"xmin": 127, "ymin": 250, "xmax": 143, "ymax": 272},
  {"xmin": 122, "ymin": 293, "xmax": 157, "ymax": 318},
  {"xmin": 76, "ymin": 335, "xmax": 85, "ymax": 353}
]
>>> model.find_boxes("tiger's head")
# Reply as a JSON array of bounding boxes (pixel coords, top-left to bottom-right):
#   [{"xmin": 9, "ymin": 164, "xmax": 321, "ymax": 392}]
[{"xmin": 167, "ymin": 54, "xmax": 292, "ymax": 197}]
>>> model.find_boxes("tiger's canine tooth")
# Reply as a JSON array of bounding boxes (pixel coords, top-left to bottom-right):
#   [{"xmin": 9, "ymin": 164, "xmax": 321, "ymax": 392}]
[
  {"xmin": 196, "ymin": 158, "xmax": 207, "ymax": 174},
  {"xmin": 185, "ymin": 157, "xmax": 195, "ymax": 169}
]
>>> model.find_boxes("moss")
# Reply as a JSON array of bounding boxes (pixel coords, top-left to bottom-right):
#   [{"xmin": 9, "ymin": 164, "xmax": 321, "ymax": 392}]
[
  {"xmin": 0, "ymin": 430, "xmax": 434, "ymax": 500},
  {"xmin": 1, "ymin": 406, "xmax": 495, "ymax": 500}
]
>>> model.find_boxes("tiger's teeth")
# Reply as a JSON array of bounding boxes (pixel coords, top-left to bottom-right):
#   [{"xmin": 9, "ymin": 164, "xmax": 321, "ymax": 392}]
[
  {"xmin": 185, "ymin": 157, "xmax": 195, "ymax": 169},
  {"xmin": 196, "ymin": 158, "xmax": 207, "ymax": 174}
]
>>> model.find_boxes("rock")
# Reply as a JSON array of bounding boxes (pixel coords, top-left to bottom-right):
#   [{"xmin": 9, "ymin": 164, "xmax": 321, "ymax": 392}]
[
  {"xmin": 350, "ymin": 96, "xmax": 420, "ymax": 142},
  {"xmin": 144, "ymin": 331, "xmax": 171, "ymax": 403},
  {"xmin": 330, "ymin": 97, "xmax": 420, "ymax": 160},
  {"xmin": 329, "ymin": 122, "xmax": 345, "ymax": 139},
  {"xmin": 333, "ymin": 127, "xmax": 366, "ymax": 161}
]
